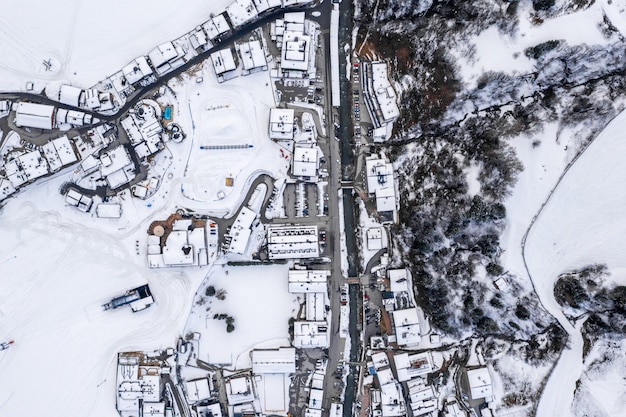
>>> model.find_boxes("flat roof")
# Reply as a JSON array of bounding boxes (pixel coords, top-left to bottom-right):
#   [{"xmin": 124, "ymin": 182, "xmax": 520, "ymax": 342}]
[
  {"xmin": 467, "ymin": 368, "xmax": 493, "ymax": 400},
  {"xmin": 293, "ymin": 146, "xmax": 318, "ymax": 177},
  {"xmin": 252, "ymin": 348, "xmax": 296, "ymax": 374},
  {"xmin": 211, "ymin": 48, "xmax": 237, "ymax": 75},
  {"xmin": 239, "ymin": 40, "xmax": 266, "ymax": 71}
]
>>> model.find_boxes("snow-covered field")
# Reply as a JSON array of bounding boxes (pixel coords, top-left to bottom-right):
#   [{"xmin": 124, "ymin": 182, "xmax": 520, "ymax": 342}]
[
  {"xmin": 523, "ymin": 109, "xmax": 626, "ymax": 417},
  {"xmin": 0, "ymin": 0, "xmax": 231, "ymax": 92},
  {"xmin": 184, "ymin": 262, "xmax": 300, "ymax": 368},
  {"xmin": 0, "ymin": 188, "xmax": 207, "ymax": 416}
]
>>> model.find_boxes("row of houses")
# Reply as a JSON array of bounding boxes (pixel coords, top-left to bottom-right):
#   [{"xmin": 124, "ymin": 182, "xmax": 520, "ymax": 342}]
[
  {"xmin": 360, "ymin": 61, "xmax": 400, "ymax": 142},
  {"xmin": 14, "ymin": 101, "xmax": 95, "ymax": 130}
]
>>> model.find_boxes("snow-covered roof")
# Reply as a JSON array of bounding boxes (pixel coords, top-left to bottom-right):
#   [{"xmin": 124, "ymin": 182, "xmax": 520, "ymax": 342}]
[
  {"xmin": 100, "ymin": 146, "xmax": 132, "ymax": 177},
  {"xmin": 239, "ymin": 40, "xmax": 266, "ymax": 71},
  {"xmin": 226, "ymin": 376, "xmax": 255, "ymax": 405},
  {"xmin": 292, "ymin": 145, "xmax": 318, "ymax": 177},
  {"xmin": 305, "ymin": 292, "xmax": 325, "ymax": 321},
  {"xmin": 366, "ymin": 227, "xmax": 383, "ymax": 250},
  {"xmin": 148, "ymin": 42, "xmax": 178, "ymax": 68},
  {"xmin": 226, "ymin": 0, "xmax": 258, "ymax": 28},
  {"xmin": 281, "ymin": 31, "xmax": 310, "ymax": 71},
  {"xmin": 59, "ymin": 85, "xmax": 83, "ymax": 107},
  {"xmin": 293, "ymin": 321, "xmax": 329, "ymax": 348},
  {"xmin": 15, "ymin": 102, "xmax": 55, "ymax": 130},
  {"xmin": 388, "ymin": 268, "xmax": 409, "ymax": 293},
  {"xmin": 123, "ymin": 56, "xmax": 153, "ymax": 84},
  {"xmin": 392, "ymin": 308, "xmax": 420, "ymax": 347},
  {"xmin": 269, "ymin": 108, "xmax": 294, "ymax": 140},
  {"xmin": 288, "ymin": 269, "xmax": 329, "ymax": 293},
  {"xmin": 394, "ymin": 352, "xmax": 433, "ymax": 382},
  {"xmin": 211, "ymin": 48, "xmax": 237, "ymax": 75},
  {"xmin": 17, "ymin": 151, "xmax": 49, "ymax": 180},
  {"xmin": 371, "ymin": 351, "xmax": 390, "ymax": 370},
  {"xmin": 203, "ymin": 14, "xmax": 230, "ymax": 40},
  {"xmin": 228, "ymin": 206, "xmax": 256, "ymax": 255},
  {"xmin": 96, "ymin": 203, "xmax": 122, "ymax": 219},
  {"xmin": 267, "ymin": 225, "xmax": 319, "ymax": 259},
  {"xmin": 251, "ymin": 348, "xmax": 296, "ymax": 374},
  {"xmin": 467, "ymin": 367, "xmax": 493, "ymax": 400},
  {"xmin": 185, "ymin": 379, "xmax": 211, "ymax": 404},
  {"xmin": 0, "ymin": 177, "xmax": 16, "ymax": 201},
  {"xmin": 380, "ymin": 381, "xmax": 406, "ymax": 416},
  {"xmin": 365, "ymin": 155, "xmax": 394, "ymax": 193},
  {"xmin": 376, "ymin": 187, "xmax": 397, "ymax": 213},
  {"xmin": 257, "ymin": 373, "xmax": 289, "ymax": 413}
]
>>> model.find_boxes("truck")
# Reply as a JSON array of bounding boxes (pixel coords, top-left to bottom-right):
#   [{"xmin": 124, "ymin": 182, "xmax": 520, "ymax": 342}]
[{"xmin": 103, "ymin": 284, "xmax": 154, "ymax": 313}]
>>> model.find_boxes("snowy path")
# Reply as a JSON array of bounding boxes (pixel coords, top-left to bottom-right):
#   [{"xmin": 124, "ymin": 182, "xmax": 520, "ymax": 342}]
[{"xmin": 523, "ymin": 109, "xmax": 626, "ymax": 417}]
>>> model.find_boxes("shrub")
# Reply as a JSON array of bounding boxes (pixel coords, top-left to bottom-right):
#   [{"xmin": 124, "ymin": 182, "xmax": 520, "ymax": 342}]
[{"xmin": 206, "ymin": 286, "xmax": 216, "ymax": 296}]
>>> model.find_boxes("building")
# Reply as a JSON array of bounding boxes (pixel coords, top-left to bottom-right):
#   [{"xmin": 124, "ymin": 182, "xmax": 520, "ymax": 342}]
[
  {"xmin": 288, "ymin": 269, "xmax": 329, "ymax": 293},
  {"xmin": 41, "ymin": 135, "xmax": 78, "ymax": 172},
  {"xmin": 268, "ymin": 108, "xmax": 295, "ymax": 140},
  {"xmin": 393, "ymin": 352, "xmax": 433, "ymax": 382},
  {"xmin": 392, "ymin": 307, "xmax": 420, "ymax": 347},
  {"xmin": 185, "ymin": 378, "xmax": 212, "ymax": 404},
  {"xmin": 366, "ymin": 227, "xmax": 383, "ymax": 250},
  {"xmin": 238, "ymin": 40, "xmax": 267, "ymax": 74},
  {"xmin": 293, "ymin": 321, "xmax": 329, "ymax": 348},
  {"xmin": 466, "ymin": 367, "xmax": 494, "ymax": 401},
  {"xmin": 276, "ymin": 12, "xmax": 316, "ymax": 78},
  {"xmin": 15, "ymin": 102, "xmax": 55, "ymax": 130},
  {"xmin": 251, "ymin": 348, "xmax": 295, "ymax": 414},
  {"xmin": 6, "ymin": 151, "xmax": 50, "ymax": 187},
  {"xmin": 292, "ymin": 145, "xmax": 319, "ymax": 179},
  {"xmin": 360, "ymin": 61, "xmax": 400, "ymax": 141},
  {"xmin": 116, "ymin": 352, "xmax": 166, "ymax": 417},
  {"xmin": 99, "ymin": 146, "xmax": 136, "ymax": 189},
  {"xmin": 122, "ymin": 56, "xmax": 154, "ymax": 85},
  {"xmin": 210, "ymin": 48, "xmax": 237, "ymax": 82},
  {"xmin": 59, "ymin": 85, "xmax": 84, "ymax": 107},
  {"xmin": 148, "ymin": 218, "xmax": 213, "ymax": 268},
  {"xmin": 148, "ymin": 42, "xmax": 180, "ymax": 75},
  {"xmin": 203, "ymin": 14, "xmax": 231, "ymax": 41},
  {"xmin": 96, "ymin": 203, "xmax": 123, "ymax": 219},
  {"xmin": 365, "ymin": 153, "xmax": 398, "ymax": 224},
  {"xmin": 226, "ymin": 206, "xmax": 256, "ymax": 255},
  {"xmin": 226, "ymin": 0, "xmax": 259, "ymax": 28},
  {"xmin": 266, "ymin": 225, "xmax": 319, "ymax": 259},
  {"xmin": 65, "ymin": 189, "xmax": 94, "ymax": 212}
]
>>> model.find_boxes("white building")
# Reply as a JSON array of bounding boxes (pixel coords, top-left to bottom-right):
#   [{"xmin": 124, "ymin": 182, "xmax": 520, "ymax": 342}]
[
  {"xmin": 360, "ymin": 61, "xmax": 400, "ymax": 141},
  {"xmin": 288, "ymin": 269, "xmax": 329, "ymax": 293},
  {"xmin": 392, "ymin": 308, "xmax": 420, "ymax": 347},
  {"xmin": 15, "ymin": 102, "xmax": 55, "ymax": 130},
  {"xmin": 267, "ymin": 225, "xmax": 319, "ymax": 259},
  {"xmin": 293, "ymin": 321, "xmax": 329, "ymax": 348},
  {"xmin": 116, "ymin": 353, "xmax": 165, "ymax": 417},
  {"xmin": 59, "ymin": 85, "xmax": 84, "ymax": 107},
  {"xmin": 238, "ymin": 40, "xmax": 267, "ymax": 74},
  {"xmin": 393, "ymin": 352, "xmax": 433, "ymax": 382},
  {"xmin": 0, "ymin": 176, "xmax": 16, "ymax": 202},
  {"xmin": 148, "ymin": 42, "xmax": 180, "ymax": 75},
  {"xmin": 123, "ymin": 56, "xmax": 154, "ymax": 85},
  {"xmin": 65, "ymin": 189, "xmax": 94, "ymax": 212},
  {"xmin": 148, "ymin": 219, "xmax": 212, "ymax": 268},
  {"xmin": 99, "ymin": 146, "xmax": 136, "ymax": 189},
  {"xmin": 227, "ymin": 206, "xmax": 256, "ymax": 255},
  {"xmin": 203, "ymin": 14, "xmax": 231, "ymax": 40},
  {"xmin": 466, "ymin": 367, "xmax": 493, "ymax": 401},
  {"xmin": 185, "ymin": 378, "xmax": 212, "ymax": 404},
  {"xmin": 268, "ymin": 108, "xmax": 294, "ymax": 140},
  {"xmin": 365, "ymin": 153, "xmax": 398, "ymax": 224},
  {"xmin": 252, "ymin": 348, "xmax": 296, "ymax": 374},
  {"xmin": 41, "ymin": 135, "xmax": 78, "ymax": 172},
  {"xmin": 277, "ymin": 12, "xmax": 316, "ymax": 78},
  {"xmin": 366, "ymin": 227, "xmax": 383, "ymax": 250},
  {"xmin": 292, "ymin": 145, "xmax": 319, "ymax": 179},
  {"xmin": 210, "ymin": 48, "xmax": 237, "ymax": 82},
  {"xmin": 226, "ymin": 0, "xmax": 259, "ymax": 28}
]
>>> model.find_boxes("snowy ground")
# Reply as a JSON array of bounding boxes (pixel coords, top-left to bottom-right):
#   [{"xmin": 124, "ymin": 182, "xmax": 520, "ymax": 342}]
[
  {"xmin": 169, "ymin": 62, "xmax": 290, "ymax": 215},
  {"xmin": 522, "ymin": 109, "xmax": 626, "ymax": 417},
  {"xmin": 0, "ymin": 182, "xmax": 207, "ymax": 416},
  {"xmin": 0, "ymin": 0, "xmax": 231, "ymax": 92},
  {"xmin": 184, "ymin": 262, "xmax": 300, "ymax": 368}
]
